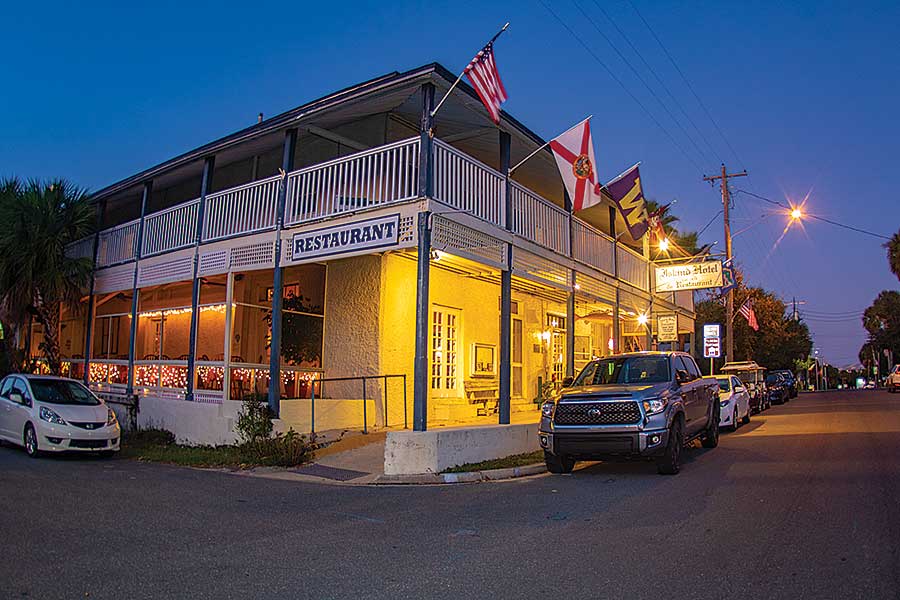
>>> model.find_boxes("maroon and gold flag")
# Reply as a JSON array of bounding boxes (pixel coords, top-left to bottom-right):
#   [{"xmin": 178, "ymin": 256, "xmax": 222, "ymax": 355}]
[{"xmin": 604, "ymin": 164, "xmax": 649, "ymax": 240}]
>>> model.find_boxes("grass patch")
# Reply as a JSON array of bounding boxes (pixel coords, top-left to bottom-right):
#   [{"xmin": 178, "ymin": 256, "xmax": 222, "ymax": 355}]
[
  {"xmin": 121, "ymin": 428, "xmax": 314, "ymax": 469},
  {"xmin": 443, "ymin": 450, "xmax": 544, "ymax": 473}
]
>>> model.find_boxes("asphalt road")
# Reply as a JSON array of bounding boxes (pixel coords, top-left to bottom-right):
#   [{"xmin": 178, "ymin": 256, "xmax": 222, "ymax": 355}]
[{"xmin": 2, "ymin": 389, "xmax": 899, "ymax": 600}]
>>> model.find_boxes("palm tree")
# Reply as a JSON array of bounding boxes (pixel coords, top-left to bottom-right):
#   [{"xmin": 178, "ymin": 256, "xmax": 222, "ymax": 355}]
[
  {"xmin": 886, "ymin": 229, "xmax": 900, "ymax": 281},
  {"xmin": 0, "ymin": 179, "xmax": 94, "ymax": 374}
]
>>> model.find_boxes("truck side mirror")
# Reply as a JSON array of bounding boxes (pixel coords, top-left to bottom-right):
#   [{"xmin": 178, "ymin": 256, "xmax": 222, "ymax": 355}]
[
  {"xmin": 676, "ymin": 370, "xmax": 690, "ymax": 384},
  {"xmin": 561, "ymin": 376, "xmax": 574, "ymax": 388}
]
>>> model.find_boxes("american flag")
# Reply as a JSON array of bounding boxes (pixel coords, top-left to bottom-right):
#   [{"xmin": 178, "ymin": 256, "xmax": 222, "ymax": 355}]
[
  {"xmin": 465, "ymin": 42, "xmax": 508, "ymax": 124},
  {"xmin": 739, "ymin": 299, "xmax": 759, "ymax": 331}
]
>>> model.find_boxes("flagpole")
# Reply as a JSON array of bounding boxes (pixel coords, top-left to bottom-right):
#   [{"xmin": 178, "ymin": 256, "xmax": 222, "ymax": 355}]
[
  {"xmin": 431, "ymin": 22, "xmax": 510, "ymax": 120},
  {"xmin": 509, "ymin": 115, "xmax": 593, "ymax": 175}
]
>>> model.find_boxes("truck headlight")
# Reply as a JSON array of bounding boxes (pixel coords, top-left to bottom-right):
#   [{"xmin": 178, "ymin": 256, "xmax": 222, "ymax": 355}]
[
  {"xmin": 541, "ymin": 401, "xmax": 555, "ymax": 418},
  {"xmin": 642, "ymin": 397, "xmax": 667, "ymax": 415},
  {"xmin": 40, "ymin": 406, "xmax": 67, "ymax": 425}
]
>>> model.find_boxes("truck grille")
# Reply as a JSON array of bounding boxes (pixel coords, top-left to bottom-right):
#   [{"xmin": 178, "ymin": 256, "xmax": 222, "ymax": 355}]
[{"xmin": 553, "ymin": 401, "xmax": 642, "ymax": 425}]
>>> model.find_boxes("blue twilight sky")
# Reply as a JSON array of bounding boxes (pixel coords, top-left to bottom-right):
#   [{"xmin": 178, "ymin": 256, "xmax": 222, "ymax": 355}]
[{"xmin": 2, "ymin": 1, "xmax": 898, "ymax": 367}]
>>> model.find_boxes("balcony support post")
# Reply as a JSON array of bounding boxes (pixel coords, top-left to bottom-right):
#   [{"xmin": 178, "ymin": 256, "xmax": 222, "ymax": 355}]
[
  {"xmin": 498, "ymin": 130, "xmax": 512, "ymax": 424},
  {"xmin": 267, "ymin": 128, "xmax": 298, "ymax": 416},
  {"xmin": 413, "ymin": 83, "xmax": 435, "ymax": 432},
  {"xmin": 610, "ymin": 206, "xmax": 621, "ymax": 353},
  {"xmin": 125, "ymin": 184, "xmax": 151, "ymax": 396},
  {"xmin": 83, "ymin": 200, "xmax": 106, "ymax": 386},
  {"xmin": 186, "ymin": 157, "xmax": 215, "ymax": 402},
  {"xmin": 567, "ymin": 272, "xmax": 576, "ymax": 378}
]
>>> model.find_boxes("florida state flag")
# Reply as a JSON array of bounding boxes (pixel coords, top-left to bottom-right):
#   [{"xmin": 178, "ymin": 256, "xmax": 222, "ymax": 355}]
[
  {"xmin": 604, "ymin": 164, "xmax": 649, "ymax": 240},
  {"xmin": 549, "ymin": 118, "xmax": 604, "ymax": 212}
]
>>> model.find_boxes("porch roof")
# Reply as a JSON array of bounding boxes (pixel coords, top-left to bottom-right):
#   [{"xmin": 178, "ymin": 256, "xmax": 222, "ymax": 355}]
[{"xmin": 90, "ymin": 63, "xmax": 556, "ymax": 205}]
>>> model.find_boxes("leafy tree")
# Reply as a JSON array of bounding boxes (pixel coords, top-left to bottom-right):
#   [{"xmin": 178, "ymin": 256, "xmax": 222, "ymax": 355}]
[
  {"xmin": 885, "ymin": 229, "xmax": 900, "ymax": 281},
  {"xmin": 0, "ymin": 179, "xmax": 94, "ymax": 374},
  {"xmin": 860, "ymin": 290, "xmax": 900, "ymax": 376}
]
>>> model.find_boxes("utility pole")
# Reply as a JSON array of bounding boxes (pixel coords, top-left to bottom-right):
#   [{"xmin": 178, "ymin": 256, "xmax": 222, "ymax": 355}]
[
  {"xmin": 791, "ymin": 298, "xmax": 807, "ymax": 321},
  {"xmin": 704, "ymin": 165, "xmax": 747, "ymax": 363}
]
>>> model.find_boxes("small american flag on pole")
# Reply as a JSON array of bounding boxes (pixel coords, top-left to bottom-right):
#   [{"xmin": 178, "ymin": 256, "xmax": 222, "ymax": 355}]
[
  {"xmin": 739, "ymin": 299, "xmax": 759, "ymax": 331},
  {"xmin": 465, "ymin": 41, "xmax": 508, "ymax": 124}
]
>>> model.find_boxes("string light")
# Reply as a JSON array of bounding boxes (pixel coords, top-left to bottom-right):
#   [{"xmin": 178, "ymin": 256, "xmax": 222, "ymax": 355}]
[{"xmin": 138, "ymin": 304, "xmax": 226, "ymax": 319}]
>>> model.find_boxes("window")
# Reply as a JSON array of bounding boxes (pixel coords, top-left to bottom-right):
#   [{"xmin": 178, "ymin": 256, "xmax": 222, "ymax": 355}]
[
  {"xmin": 732, "ymin": 377, "xmax": 743, "ymax": 389},
  {"xmin": 547, "ymin": 313, "xmax": 566, "ymax": 383},
  {"xmin": 715, "ymin": 378, "xmax": 731, "ymax": 392},
  {"xmin": 430, "ymin": 307, "xmax": 460, "ymax": 395},
  {"xmin": 10, "ymin": 378, "xmax": 29, "ymax": 401},
  {"xmin": 512, "ymin": 318, "xmax": 523, "ymax": 398},
  {"xmin": 0, "ymin": 378, "xmax": 12, "ymax": 398},
  {"xmin": 575, "ymin": 355, "xmax": 671, "ymax": 385}
]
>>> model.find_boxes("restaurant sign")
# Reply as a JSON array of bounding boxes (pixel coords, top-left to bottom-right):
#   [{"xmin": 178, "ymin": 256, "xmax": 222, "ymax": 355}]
[
  {"xmin": 655, "ymin": 260, "xmax": 723, "ymax": 292},
  {"xmin": 657, "ymin": 314, "xmax": 678, "ymax": 342},
  {"xmin": 292, "ymin": 214, "xmax": 400, "ymax": 261}
]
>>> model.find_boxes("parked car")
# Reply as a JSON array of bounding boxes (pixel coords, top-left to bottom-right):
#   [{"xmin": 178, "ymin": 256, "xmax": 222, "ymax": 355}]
[
  {"xmin": 887, "ymin": 366, "xmax": 900, "ymax": 393},
  {"xmin": 538, "ymin": 351, "xmax": 720, "ymax": 476},
  {"xmin": 0, "ymin": 375, "xmax": 120, "ymax": 457},
  {"xmin": 771, "ymin": 369, "xmax": 798, "ymax": 398},
  {"xmin": 766, "ymin": 373, "xmax": 790, "ymax": 405},
  {"xmin": 721, "ymin": 361, "xmax": 770, "ymax": 413},
  {"xmin": 710, "ymin": 375, "xmax": 751, "ymax": 431}
]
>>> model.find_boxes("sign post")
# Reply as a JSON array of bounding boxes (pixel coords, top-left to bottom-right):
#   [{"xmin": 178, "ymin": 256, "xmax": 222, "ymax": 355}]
[{"xmin": 703, "ymin": 323, "xmax": 722, "ymax": 375}]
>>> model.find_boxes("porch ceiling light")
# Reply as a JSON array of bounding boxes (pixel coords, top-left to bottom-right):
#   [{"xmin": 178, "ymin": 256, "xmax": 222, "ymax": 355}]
[
  {"xmin": 637, "ymin": 313, "xmax": 649, "ymax": 326},
  {"xmin": 658, "ymin": 237, "xmax": 670, "ymax": 253}
]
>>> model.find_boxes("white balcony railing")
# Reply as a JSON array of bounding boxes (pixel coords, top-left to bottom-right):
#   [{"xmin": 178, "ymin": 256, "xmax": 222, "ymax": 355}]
[
  {"xmin": 572, "ymin": 218, "xmax": 615, "ymax": 275},
  {"xmin": 285, "ymin": 138, "xmax": 420, "ymax": 226},
  {"xmin": 142, "ymin": 199, "xmax": 199, "ymax": 256},
  {"xmin": 203, "ymin": 175, "xmax": 282, "ymax": 242},
  {"xmin": 65, "ymin": 236, "xmax": 94, "ymax": 261},
  {"xmin": 97, "ymin": 220, "xmax": 139, "ymax": 267},
  {"xmin": 433, "ymin": 139, "xmax": 504, "ymax": 227},
  {"xmin": 510, "ymin": 181, "xmax": 569, "ymax": 255},
  {"xmin": 617, "ymin": 245, "xmax": 649, "ymax": 290}
]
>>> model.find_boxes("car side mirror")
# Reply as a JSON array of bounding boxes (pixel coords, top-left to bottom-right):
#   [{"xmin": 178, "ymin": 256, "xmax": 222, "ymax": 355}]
[
  {"xmin": 734, "ymin": 385, "xmax": 745, "ymax": 393},
  {"xmin": 9, "ymin": 392, "xmax": 24, "ymax": 405},
  {"xmin": 561, "ymin": 376, "xmax": 574, "ymax": 388},
  {"xmin": 676, "ymin": 370, "xmax": 690, "ymax": 384}
]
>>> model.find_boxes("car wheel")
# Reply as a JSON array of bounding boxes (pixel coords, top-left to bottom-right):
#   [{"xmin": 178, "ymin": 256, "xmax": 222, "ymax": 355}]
[
  {"xmin": 24, "ymin": 424, "xmax": 40, "ymax": 458},
  {"xmin": 742, "ymin": 407, "xmax": 751, "ymax": 424},
  {"xmin": 544, "ymin": 451, "xmax": 575, "ymax": 474},
  {"xmin": 701, "ymin": 407, "xmax": 720, "ymax": 448},
  {"xmin": 657, "ymin": 418, "xmax": 683, "ymax": 475},
  {"xmin": 729, "ymin": 407, "xmax": 739, "ymax": 431}
]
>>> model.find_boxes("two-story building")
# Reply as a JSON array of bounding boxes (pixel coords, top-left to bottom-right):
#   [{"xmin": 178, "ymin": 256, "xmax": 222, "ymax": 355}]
[{"xmin": 45, "ymin": 63, "xmax": 695, "ymax": 444}]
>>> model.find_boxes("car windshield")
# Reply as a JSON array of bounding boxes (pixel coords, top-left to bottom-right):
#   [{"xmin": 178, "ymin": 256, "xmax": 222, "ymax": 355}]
[
  {"xmin": 765, "ymin": 374, "xmax": 782, "ymax": 385},
  {"xmin": 715, "ymin": 378, "xmax": 731, "ymax": 392},
  {"xmin": 575, "ymin": 356, "xmax": 671, "ymax": 386},
  {"xmin": 29, "ymin": 379, "xmax": 100, "ymax": 406}
]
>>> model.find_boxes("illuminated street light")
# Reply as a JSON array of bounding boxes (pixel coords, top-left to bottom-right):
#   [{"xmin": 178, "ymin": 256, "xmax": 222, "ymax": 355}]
[{"xmin": 790, "ymin": 208, "xmax": 802, "ymax": 220}]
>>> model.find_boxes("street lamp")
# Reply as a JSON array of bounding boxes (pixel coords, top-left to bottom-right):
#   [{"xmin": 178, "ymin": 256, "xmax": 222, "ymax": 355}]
[
  {"xmin": 658, "ymin": 237, "xmax": 670, "ymax": 253},
  {"xmin": 790, "ymin": 207, "xmax": 802, "ymax": 220}
]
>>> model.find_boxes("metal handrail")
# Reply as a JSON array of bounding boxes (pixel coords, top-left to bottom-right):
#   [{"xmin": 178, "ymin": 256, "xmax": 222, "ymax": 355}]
[{"xmin": 306, "ymin": 374, "xmax": 408, "ymax": 436}]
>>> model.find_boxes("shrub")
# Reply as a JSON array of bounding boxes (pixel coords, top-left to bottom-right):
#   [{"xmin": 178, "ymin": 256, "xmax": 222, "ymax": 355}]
[
  {"xmin": 235, "ymin": 395, "xmax": 273, "ymax": 445},
  {"xmin": 125, "ymin": 428, "xmax": 176, "ymax": 447},
  {"xmin": 240, "ymin": 430, "xmax": 314, "ymax": 467}
]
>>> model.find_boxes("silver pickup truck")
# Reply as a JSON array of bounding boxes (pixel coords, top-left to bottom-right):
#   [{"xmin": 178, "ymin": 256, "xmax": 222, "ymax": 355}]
[{"xmin": 539, "ymin": 351, "xmax": 720, "ymax": 475}]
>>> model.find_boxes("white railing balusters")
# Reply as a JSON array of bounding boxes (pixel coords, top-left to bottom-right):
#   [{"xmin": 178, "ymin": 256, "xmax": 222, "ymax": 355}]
[
  {"xmin": 141, "ymin": 199, "xmax": 199, "ymax": 257},
  {"xmin": 201, "ymin": 175, "xmax": 281, "ymax": 242},
  {"xmin": 617, "ymin": 245, "xmax": 649, "ymax": 290},
  {"xmin": 97, "ymin": 219, "xmax": 139, "ymax": 267},
  {"xmin": 509, "ymin": 182, "xmax": 569, "ymax": 256},
  {"xmin": 431, "ymin": 139, "xmax": 504, "ymax": 228},
  {"xmin": 572, "ymin": 218, "xmax": 616, "ymax": 275}
]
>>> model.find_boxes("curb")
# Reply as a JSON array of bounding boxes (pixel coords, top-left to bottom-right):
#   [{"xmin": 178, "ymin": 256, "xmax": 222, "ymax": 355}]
[{"xmin": 372, "ymin": 463, "xmax": 547, "ymax": 485}]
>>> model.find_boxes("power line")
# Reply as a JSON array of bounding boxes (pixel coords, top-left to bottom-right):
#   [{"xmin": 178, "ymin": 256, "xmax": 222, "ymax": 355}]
[
  {"xmin": 584, "ymin": 0, "xmax": 719, "ymax": 167},
  {"xmin": 697, "ymin": 209, "xmax": 723, "ymax": 237},
  {"xmin": 592, "ymin": 1, "xmax": 722, "ymax": 165},
  {"xmin": 627, "ymin": 0, "xmax": 746, "ymax": 169},
  {"xmin": 734, "ymin": 189, "xmax": 891, "ymax": 240},
  {"xmin": 538, "ymin": 0, "xmax": 705, "ymax": 173}
]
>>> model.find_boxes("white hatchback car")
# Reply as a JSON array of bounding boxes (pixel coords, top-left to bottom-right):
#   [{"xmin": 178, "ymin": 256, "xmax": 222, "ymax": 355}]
[
  {"xmin": 714, "ymin": 375, "xmax": 751, "ymax": 431},
  {"xmin": 0, "ymin": 374, "xmax": 120, "ymax": 457}
]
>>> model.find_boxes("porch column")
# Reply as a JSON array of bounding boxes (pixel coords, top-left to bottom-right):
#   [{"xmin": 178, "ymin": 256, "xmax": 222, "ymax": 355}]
[
  {"xmin": 125, "ymin": 184, "xmax": 151, "ymax": 396},
  {"xmin": 413, "ymin": 83, "xmax": 435, "ymax": 432},
  {"xmin": 267, "ymin": 128, "xmax": 298, "ymax": 416},
  {"xmin": 186, "ymin": 157, "xmax": 215, "ymax": 402},
  {"xmin": 566, "ymin": 272, "xmax": 576, "ymax": 378},
  {"xmin": 498, "ymin": 130, "xmax": 512, "ymax": 424},
  {"xmin": 83, "ymin": 200, "xmax": 106, "ymax": 385},
  {"xmin": 610, "ymin": 206, "xmax": 621, "ymax": 352}
]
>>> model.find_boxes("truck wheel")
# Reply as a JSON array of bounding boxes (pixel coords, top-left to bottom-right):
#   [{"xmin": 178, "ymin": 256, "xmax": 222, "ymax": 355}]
[
  {"xmin": 656, "ymin": 419, "xmax": 683, "ymax": 475},
  {"xmin": 544, "ymin": 451, "xmax": 575, "ymax": 474},
  {"xmin": 701, "ymin": 406, "xmax": 720, "ymax": 448}
]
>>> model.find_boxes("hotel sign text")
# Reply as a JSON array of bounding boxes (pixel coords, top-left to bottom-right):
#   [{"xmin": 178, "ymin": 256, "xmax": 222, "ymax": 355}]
[
  {"xmin": 655, "ymin": 260, "xmax": 723, "ymax": 292},
  {"xmin": 291, "ymin": 214, "xmax": 400, "ymax": 260}
]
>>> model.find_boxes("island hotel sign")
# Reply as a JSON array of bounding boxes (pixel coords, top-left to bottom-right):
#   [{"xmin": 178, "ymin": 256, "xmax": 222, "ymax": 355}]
[
  {"xmin": 654, "ymin": 260, "xmax": 723, "ymax": 292},
  {"xmin": 292, "ymin": 214, "xmax": 400, "ymax": 261}
]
